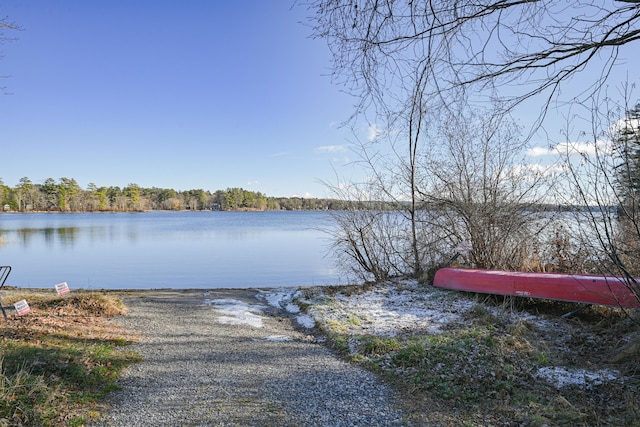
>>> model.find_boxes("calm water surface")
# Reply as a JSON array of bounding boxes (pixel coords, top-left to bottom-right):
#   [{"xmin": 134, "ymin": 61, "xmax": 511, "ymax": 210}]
[{"xmin": 0, "ymin": 211, "xmax": 342, "ymax": 289}]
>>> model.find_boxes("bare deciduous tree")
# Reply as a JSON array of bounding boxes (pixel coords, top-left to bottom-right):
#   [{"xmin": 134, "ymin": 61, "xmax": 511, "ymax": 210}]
[
  {"xmin": 307, "ymin": 0, "xmax": 640, "ymax": 125},
  {"xmin": 324, "ymin": 95, "xmax": 555, "ymax": 281},
  {"xmin": 422, "ymin": 104, "xmax": 555, "ymax": 272},
  {"xmin": 307, "ymin": 1, "xmax": 639, "ymax": 284}
]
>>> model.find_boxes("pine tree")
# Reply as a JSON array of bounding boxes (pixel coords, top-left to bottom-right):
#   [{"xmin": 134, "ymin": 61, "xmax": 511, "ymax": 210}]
[{"xmin": 615, "ymin": 104, "xmax": 640, "ymax": 211}]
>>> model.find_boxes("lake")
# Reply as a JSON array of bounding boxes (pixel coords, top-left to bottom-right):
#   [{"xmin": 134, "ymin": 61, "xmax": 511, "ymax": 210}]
[{"xmin": 0, "ymin": 211, "xmax": 343, "ymax": 290}]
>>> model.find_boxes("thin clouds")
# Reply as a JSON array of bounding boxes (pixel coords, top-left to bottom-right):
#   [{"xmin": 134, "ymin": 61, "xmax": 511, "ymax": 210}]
[
  {"xmin": 527, "ymin": 146, "xmax": 553, "ymax": 157},
  {"xmin": 553, "ymin": 140, "xmax": 613, "ymax": 156},
  {"xmin": 528, "ymin": 140, "xmax": 613, "ymax": 157},
  {"xmin": 314, "ymin": 145, "xmax": 351, "ymax": 164},
  {"xmin": 290, "ymin": 192, "xmax": 314, "ymax": 198},
  {"xmin": 368, "ymin": 124, "xmax": 383, "ymax": 142},
  {"xmin": 527, "ymin": 112, "xmax": 635, "ymax": 159},
  {"xmin": 314, "ymin": 145, "xmax": 347, "ymax": 154}
]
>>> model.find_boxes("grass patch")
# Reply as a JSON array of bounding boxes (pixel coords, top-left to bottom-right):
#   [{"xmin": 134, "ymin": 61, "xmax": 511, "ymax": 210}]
[
  {"xmin": 359, "ymin": 336, "xmax": 402, "ymax": 356},
  {"xmin": 374, "ymin": 329, "xmax": 516, "ymax": 405},
  {"xmin": 0, "ymin": 291, "xmax": 140, "ymax": 426},
  {"xmin": 309, "ymin": 284, "xmax": 640, "ymax": 426},
  {"xmin": 348, "ymin": 324, "xmax": 639, "ymax": 425}
]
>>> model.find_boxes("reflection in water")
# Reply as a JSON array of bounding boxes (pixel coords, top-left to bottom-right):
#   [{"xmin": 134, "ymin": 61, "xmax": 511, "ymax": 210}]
[
  {"xmin": 6, "ymin": 225, "xmax": 143, "ymax": 248},
  {"xmin": 12, "ymin": 227, "xmax": 82, "ymax": 247},
  {"xmin": 0, "ymin": 211, "xmax": 341, "ymax": 289}
]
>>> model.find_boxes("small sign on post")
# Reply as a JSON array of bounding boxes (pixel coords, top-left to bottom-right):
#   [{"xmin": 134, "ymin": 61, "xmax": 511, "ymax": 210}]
[
  {"xmin": 14, "ymin": 299, "xmax": 31, "ymax": 316},
  {"xmin": 55, "ymin": 282, "xmax": 70, "ymax": 295}
]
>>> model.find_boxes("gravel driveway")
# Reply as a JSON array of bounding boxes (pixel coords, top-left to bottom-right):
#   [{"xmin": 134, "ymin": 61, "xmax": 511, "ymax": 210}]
[{"xmin": 91, "ymin": 289, "xmax": 406, "ymax": 427}]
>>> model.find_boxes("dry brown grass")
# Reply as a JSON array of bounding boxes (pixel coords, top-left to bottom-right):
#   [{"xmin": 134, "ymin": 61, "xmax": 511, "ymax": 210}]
[{"xmin": 0, "ymin": 290, "xmax": 139, "ymax": 426}]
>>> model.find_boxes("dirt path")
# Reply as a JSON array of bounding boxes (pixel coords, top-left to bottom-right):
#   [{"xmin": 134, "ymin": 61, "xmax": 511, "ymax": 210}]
[{"xmin": 91, "ymin": 289, "xmax": 406, "ymax": 427}]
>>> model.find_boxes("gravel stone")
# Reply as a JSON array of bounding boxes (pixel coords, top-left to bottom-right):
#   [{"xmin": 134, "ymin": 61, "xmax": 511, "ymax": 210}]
[{"xmin": 91, "ymin": 289, "xmax": 407, "ymax": 426}]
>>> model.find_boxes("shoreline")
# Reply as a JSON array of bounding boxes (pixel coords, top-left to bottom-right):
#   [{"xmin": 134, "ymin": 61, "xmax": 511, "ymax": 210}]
[{"xmin": 3, "ymin": 281, "xmax": 637, "ymax": 425}]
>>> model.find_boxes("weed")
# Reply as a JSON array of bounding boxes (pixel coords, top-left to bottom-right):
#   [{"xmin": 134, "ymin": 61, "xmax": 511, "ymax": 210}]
[
  {"xmin": 466, "ymin": 304, "xmax": 499, "ymax": 325},
  {"xmin": 330, "ymin": 334, "xmax": 351, "ymax": 356},
  {"xmin": 291, "ymin": 296, "xmax": 312, "ymax": 312},
  {"xmin": 2, "ymin": 292, "xmax": 127, "ymax": 317},
  {"xmin": 325, "ymin": 319, "xmax": 348, "ymax": 333},
  {"xmin": 67, "ymin": 417, "xmax": 87, "ymax": 427},
  {"xmin": 509, "ymin": 319, "xmax": 532, "ymax": 337},
  {"xmin": 537, "ymin": 352, "xmax": 550, "ymax": 365},
  {"xmin": 359, "ymin": 336, "xmax": 401, "ymax": 356},
  {"xmin": 347, "ymin": 313, "xmax": 362, "ymax": 326},
  {"xmin": 0, "ymin": 360, "xmax": 58, "ymax": 425}
]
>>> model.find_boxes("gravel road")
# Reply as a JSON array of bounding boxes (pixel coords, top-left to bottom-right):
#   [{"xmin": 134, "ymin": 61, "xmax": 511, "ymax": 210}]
[{"xmin": 91, "ymin": 289, "xmax": 407, "ymax": 427}]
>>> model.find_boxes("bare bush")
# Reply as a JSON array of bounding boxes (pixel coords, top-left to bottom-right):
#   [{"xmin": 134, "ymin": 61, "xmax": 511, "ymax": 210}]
[
  {"xmin": 325, "ymin": 101, "xmax": 556, "ymax": 281},
  {"xmin": 421, "ymin": 105, "xmax": 556, "ymax": 271}
]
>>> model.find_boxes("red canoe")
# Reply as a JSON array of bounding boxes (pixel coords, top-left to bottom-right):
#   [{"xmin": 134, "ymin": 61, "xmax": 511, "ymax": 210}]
[{"xmin": 433, "ymin": 268, "xmax": 640, "ymax": 309}]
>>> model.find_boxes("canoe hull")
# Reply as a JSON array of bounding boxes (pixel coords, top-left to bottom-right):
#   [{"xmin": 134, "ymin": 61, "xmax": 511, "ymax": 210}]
[{"xmin": 433, "ymin": 268, "xmax": 640, "ymax": 309}]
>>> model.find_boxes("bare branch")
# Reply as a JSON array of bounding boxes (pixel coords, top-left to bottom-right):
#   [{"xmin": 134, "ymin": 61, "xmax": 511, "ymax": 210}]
[{"xmin": 306, "ymin": 0, "xmax": 640, "ymax": 122}]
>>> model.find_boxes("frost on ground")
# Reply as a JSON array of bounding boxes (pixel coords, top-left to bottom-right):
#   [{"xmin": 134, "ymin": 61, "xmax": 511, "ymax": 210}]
[
  {"xmin": 535, "ymin": 366, "xmax": 621, "ymax": 389},
  {"xmin": 302, "ymin": 280, "xmax": 478, "ymax": 336},
  {"xmin": 261, "ymin": 335, "xmax": 293, "ymax": 342},
  {"xmin": 207, "ymin": 282, "xmax": 628, "ymax": 390}
]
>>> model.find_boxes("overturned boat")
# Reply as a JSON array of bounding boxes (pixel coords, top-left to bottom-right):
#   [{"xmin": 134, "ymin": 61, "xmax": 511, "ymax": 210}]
[{"xmin": 433, "ymin": 268, "xmax": 640, "ymax": 309}]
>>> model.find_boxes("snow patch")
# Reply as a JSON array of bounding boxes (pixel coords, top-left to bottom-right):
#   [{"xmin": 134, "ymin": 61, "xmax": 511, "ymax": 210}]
[
  {"xmin": 257, "ymin": 288, "xmax": 301, "ymax": 312},
  {"xmin": 207, "ymin": 282, "xmax": 626, "ymax": 398},
  {"xmin": 285, "ymin": 303, "xmax": 301, "ymax": 314},
  {"xmin": 205, "ymin": 298, "xmax": 266, "ymax": 328},
  {"xmin": 535, "ymin": 366, "xmax": 621, "ymax": 389},
  {"xmin": 257, "ymin": 288, "xmax": 317, "ymax": 328},
  {"xmin": 296, "ymin": 314, "xmax": 316, "ymax": 329},
  {"xmin": 305, "ymin": 281, "xmax": 476, "ymax": 336},
  {"xmin": 263, "ymin": 335, "xmax": 293, "ymax": 342}
]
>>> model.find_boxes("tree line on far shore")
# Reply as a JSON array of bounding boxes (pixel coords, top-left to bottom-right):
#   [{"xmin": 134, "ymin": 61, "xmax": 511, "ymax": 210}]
[{"xmin": 0, "ymin": 178, "xmax": 363, "ymax": 212}]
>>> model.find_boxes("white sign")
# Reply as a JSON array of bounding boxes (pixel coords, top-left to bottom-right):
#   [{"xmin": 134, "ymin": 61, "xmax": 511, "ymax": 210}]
[
  {"xmin": 55, "ymin": 282, "xmax": 70, "ymax": 295},
  {"xmin": 14, "ymin": 299, "xmax": 31, "ymax": 315}
]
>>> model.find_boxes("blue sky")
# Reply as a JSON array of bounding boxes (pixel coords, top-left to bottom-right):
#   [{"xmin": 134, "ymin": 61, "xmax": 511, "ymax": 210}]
[
  {"xmin": 0, "ymin": 1, "xmax": 355, "ymax": 197},
  {"xmin": 1, "ymin": 2, "xmax": 639, "ymax": 199}
]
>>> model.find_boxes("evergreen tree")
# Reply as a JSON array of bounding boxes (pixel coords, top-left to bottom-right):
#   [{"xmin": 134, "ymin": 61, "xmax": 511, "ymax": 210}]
[{"xmin": 615, "ymin": 104, "xmax": 640, "ymax": 210}]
